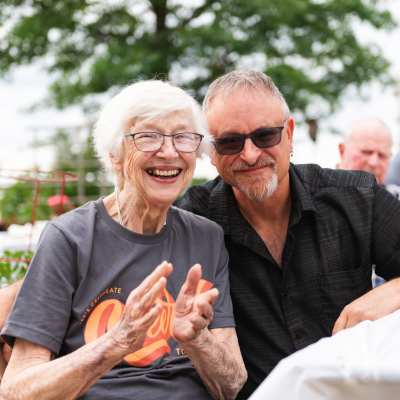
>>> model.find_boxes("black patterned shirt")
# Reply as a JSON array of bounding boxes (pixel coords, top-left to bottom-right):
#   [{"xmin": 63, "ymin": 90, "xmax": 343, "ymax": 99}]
[{"xmin": 177, "ymin": 163, "xmax": 400, "ymax": 399}]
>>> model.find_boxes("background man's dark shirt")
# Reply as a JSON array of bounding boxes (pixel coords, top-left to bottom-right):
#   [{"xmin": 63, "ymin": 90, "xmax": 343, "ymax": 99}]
[{"xmin": 177, "ymin": 163, "xmax": 400, "ymax": 399}]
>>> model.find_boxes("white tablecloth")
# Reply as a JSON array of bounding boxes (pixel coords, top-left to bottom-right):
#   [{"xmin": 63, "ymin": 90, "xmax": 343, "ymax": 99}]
[{"xmin": 250, "ymin": 310, "xmax": 400, "ymax": 400}]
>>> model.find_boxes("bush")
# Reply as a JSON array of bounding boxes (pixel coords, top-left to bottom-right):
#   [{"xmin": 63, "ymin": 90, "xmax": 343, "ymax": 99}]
[
  {"xmin": 0, "ymin": 250, "xmax": 32, "ymax": 287},
  {"xmin": 0, "ymin": 182, "xmax": 53, "ymax": 225}
]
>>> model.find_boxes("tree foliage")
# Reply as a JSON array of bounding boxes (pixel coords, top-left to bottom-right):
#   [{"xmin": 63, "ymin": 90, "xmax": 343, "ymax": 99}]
[
  {"xmin": 47, "ymin": 129, "xmax": 105, "ymax": 200},
  {"xmin": 0, "ymin": 0, "xmax": 395, "ymax": 117}
]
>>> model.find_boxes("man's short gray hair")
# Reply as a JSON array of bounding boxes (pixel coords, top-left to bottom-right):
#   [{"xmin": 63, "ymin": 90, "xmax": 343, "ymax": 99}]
[
  {"xmin": 93, "ymin": 80, "xmax": 209, "ymax": 171},
  {"xmin": 203, "ymin": 70, "xmax": 290, "ymax": 117}
]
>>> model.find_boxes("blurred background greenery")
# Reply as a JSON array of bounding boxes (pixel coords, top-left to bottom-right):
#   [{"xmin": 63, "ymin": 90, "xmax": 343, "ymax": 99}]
[{"xmin": 0, "ymin": 250, "xmax": 32, "ymax": 287}]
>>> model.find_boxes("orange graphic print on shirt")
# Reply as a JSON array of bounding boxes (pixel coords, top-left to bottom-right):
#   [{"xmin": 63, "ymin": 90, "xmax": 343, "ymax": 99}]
[{"xmin": 83, "ymin": 279, "xmax": 213, "ymax": 367}]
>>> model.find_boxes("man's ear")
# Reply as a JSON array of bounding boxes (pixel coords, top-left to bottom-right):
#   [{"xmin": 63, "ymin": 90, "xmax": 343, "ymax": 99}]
[
  {"xmin": 210, "ymin": 146, "xmax": 218, "ymax": 167},
  {"xmin": 285, "ymin": 116, "xmax": 295, "ymax": 148},
  {"xmin": 338, "ymin": 143, "xmax": 345, "ymax": 159}
]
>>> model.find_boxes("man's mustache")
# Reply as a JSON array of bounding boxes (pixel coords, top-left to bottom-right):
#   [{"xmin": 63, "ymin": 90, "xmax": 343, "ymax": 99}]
[{"xmin": 233, "ymin": 157, "xmax": 276, "ymax": 172}]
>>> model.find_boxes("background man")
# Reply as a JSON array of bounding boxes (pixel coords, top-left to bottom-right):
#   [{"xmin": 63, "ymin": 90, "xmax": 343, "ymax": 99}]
[
  {"xmin": 337, "ymin": 118, "xmax": 392, "ymax": 184},
  {"xmin": 179, "ymin": 70, "xmax": 400, "ymax": 399}
]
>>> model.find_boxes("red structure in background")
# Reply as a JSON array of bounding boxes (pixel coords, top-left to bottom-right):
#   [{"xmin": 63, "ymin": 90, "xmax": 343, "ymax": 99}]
[
  {"xmin": 0, "ymin": 169, "xmax": 78, "ymax": 262},
  {"xmin": 0, "ymin": 168, "xmax": 78, "ymax": 224}
]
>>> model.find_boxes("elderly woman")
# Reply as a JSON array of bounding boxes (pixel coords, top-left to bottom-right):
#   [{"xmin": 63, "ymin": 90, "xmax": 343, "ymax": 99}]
[{"xmin": 0, "ymin": 81, "xmax": 247, "ymax": 399}]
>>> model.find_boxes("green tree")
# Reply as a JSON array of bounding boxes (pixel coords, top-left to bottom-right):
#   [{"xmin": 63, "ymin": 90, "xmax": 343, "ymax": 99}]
[
  {"xmin": 0, "ymin": 0, "xmax": 395, "ymax": 118},
  {"xmin": 45, "ymin": 128, "xmax": 106, "ymax": 202}
]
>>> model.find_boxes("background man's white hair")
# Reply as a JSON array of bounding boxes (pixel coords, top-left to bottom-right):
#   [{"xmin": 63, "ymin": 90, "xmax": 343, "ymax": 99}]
[
  {"xmin": 203, "ymin": 70, "xmax": 290, "ymax": 118},
  {"xmin": 93, "ymin": 80, "xmax": 209, "ymax": 171},
  {"xmin": 343, "ymin": 118, "xmax": 392, "ymax": 144}
]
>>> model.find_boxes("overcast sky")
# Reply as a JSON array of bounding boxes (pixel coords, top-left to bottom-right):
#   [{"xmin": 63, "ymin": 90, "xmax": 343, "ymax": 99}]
[{"xmin": 1, "ymin": 0, "xmax": 399, "ymax": 183}]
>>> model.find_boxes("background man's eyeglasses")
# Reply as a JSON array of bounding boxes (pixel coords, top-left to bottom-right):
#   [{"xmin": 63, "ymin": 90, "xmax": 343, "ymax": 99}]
[
  {"xmin": 124, "ymin": 131, "xmax": 203, "ymax": 153},
  {"xmin": 212, "ymin": 126, "xmax": 285, "ymax": 155}
]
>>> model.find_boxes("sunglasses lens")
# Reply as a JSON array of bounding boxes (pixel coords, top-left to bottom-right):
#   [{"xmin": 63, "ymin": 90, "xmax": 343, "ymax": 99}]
[
  {"xmin": 214, "ymin": 127, "xmax": 284, "ymax": 155},
  {"xmin": 252, "ymin": 128, "xmax": 282, "ymax": 148},
  {"xmin": 214, "ymin": 136, "xmax": 244, "ymax": 155}
]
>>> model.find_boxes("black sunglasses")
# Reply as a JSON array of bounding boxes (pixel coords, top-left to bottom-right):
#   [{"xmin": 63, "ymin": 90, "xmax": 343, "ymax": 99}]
[{"xmin": 213, "ymin": 126, "xmax": 285, "ymax": 155}]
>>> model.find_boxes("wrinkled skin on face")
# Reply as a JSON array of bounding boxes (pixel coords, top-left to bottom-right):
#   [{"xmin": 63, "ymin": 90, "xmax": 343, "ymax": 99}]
[
  {"xmin": 206, "ymin": 88, "xmax": 294, "ymax": 202},
  {"xmin": 115, "ymin": 109, "xmax": 197, "ymax": 209},
  {"xmin": 338, "ymin": 125, "xmax": 392, "ymax": 184}
]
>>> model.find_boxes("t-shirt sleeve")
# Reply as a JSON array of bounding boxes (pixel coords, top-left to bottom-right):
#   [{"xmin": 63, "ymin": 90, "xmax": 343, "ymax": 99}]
[
  {"xmin": 1, "ymin": 223, "xmax": 77, "ymax": 354},
  {"xmin": 208, "ymin": 228, "xmax": 235, "ymax": 330},
  {"xmin": 373, "ymin": 185, "xmax": 400, "ymax": 280}
]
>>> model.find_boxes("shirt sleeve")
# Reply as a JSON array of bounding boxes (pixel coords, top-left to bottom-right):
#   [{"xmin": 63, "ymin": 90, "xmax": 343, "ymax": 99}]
[
  {"xmin": 208, "ymin": 227, "xmax": 235, "ymax": 330},
  {"xmin": 1, "ymin": 223, "xmax": 77, "ymax": 355},
  {"xmin": 372, "ymin": 185, "xmax": 400, "ymax": 280}
]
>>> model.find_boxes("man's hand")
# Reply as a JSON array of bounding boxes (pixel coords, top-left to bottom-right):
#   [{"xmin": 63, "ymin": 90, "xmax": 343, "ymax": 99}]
[
  {"xmin": 110, "ymin": 261, "xmax": 173, "ymax": 354},
  {"xmin": 173, "ymin": 264, "xmax": 219, "ymax": 343},
  {"xmin": 332, "ymin": 277, "xmax": 400, "ymax": 335}
]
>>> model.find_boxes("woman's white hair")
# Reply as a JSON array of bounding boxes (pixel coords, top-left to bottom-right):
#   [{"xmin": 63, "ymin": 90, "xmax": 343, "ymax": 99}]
[{"xmin": 93, "ymin": 80, "xmax": 209, "ymax": 171}]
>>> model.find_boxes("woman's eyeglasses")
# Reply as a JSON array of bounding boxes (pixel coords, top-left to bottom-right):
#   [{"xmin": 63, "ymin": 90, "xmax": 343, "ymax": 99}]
[
  {"xmin": 124, "ymin": 131, "xmax": 203, "ymax": 153},
  {"xmin": 213, "ymin": 126, "xmax": 285, "ymax": 155}
]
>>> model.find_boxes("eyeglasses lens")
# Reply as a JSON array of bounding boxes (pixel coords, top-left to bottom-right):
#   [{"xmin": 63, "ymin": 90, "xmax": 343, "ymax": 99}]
[
  {"xmin": 174, "ymin": 133, "xmax": 201, "ymax": 152},
  {"xmin": 215, "ymin": 136, "xmax": 244, "ymax": 155},
  {"xmin": 252, "ymin": 128, "xmax": 282, "ymax": 148},
  {"xmin": 134, "ymin": 133, "xmax": 162, "ymax": 152}
]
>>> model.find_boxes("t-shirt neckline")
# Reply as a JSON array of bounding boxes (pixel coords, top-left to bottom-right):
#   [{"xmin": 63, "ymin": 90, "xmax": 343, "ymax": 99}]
[{"xmin": 95, "ymin": 197, "xmax": 172, "ymax": 244}]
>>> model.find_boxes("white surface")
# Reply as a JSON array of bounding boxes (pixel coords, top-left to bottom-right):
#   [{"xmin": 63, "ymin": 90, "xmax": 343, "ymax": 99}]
[
  {"xmin": 0, "ymin": 221, "xmax": 47, "ymax": 253},
  {"xmin": 250, "ymin": 310, "xmax": 400, "ymax": 400}
]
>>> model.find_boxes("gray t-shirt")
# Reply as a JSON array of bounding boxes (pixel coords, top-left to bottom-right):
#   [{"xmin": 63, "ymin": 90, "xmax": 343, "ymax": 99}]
[{"xmin": 2, "ymin": 199, "xmax": 234, "ymax": 399}]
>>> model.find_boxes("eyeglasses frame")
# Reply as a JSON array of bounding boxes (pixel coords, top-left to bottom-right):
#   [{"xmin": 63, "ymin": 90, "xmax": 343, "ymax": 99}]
[{"xmin": 124, "ymin": 131, "xmax": 204, "ymax": 153}]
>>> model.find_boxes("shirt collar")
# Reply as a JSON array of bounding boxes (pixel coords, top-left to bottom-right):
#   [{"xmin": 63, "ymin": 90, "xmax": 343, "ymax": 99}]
[
  {"xmin": 207, "ymin": 177, "xmax": 242, "ymax": 237},
  {"xmin": 288, "ymin": 164, "xmax": 317, "ymax": 226},
  {"xmin": 208, "ymin": 164, "xmax": 317, "ymax": 235}
]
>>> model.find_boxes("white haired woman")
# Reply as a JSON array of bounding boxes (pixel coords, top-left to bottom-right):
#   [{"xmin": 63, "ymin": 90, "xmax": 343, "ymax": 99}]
[{"xmin": 0, "ymin": 81, "xmax": 247, "ymax": 400}]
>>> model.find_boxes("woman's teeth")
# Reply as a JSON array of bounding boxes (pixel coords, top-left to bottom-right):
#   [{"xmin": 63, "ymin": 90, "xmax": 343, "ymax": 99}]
[{"xmin": 147, "ymin": 168, "xmax": 181, "ymax": 177}]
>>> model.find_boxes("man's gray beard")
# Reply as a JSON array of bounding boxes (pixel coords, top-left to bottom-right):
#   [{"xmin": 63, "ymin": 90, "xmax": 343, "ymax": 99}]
[{"xmin": 239, "ymin": 173, "xmax": 278, "ymax": 202}]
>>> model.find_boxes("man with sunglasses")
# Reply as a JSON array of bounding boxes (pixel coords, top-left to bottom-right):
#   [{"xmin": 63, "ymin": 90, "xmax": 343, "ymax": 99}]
[{"xmin": 178, "ymin": 70, "xmax": 400, "ymax": 399}]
